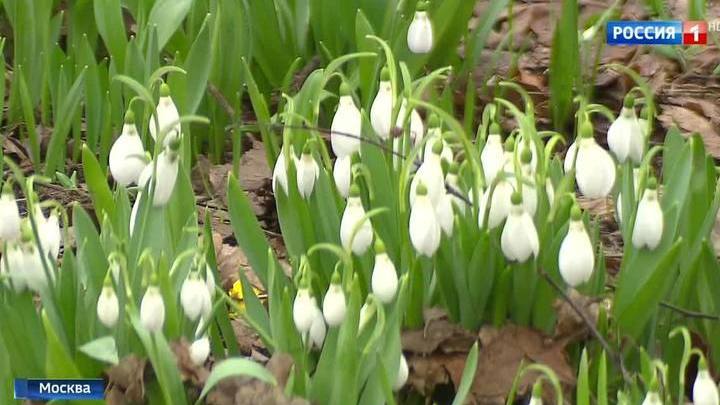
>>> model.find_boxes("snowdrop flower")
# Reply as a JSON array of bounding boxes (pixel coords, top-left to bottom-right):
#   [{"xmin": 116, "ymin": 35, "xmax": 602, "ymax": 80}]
[
  {"xmin": 558, "ymin": 206, "xmax": 594, "ymax": 287},
  {"xmin": 331, "ymin": 83, "xmax": 362, "ymax": 157},
  {"xmin": 322, "ymin": 272, "xmax": 346, "ymax": 327},
  {"xmin": 138, "ymin": 140, "xmax": 180, "ymax": 207},
  {"xmin": 181, "ymin": 271, "xmax": 212, "ymax": 322},
  {"xmin": 0, "ymin": 181, "xmax": 21, "ymax": 241},
  {"xmin": 340, "ymin": 185, "xmax": 374, "ymax": 255},
  {"xmin": 308, "ymin": 304, "xmax": 326, "ymax": 349},
  {"xmin": 573, "ymin": 121, "xmax": 616, "ymax": 198},
  {"xmin": 273, "ymin": 148, "xmax": 291, "ymax": 195},
  {"xmin": 22, "ymin": 240, "xmax": 50, "ymax": 293},
  {"xmin": 436, "ymin": 192, "xmax": 455, "ymax": 236},
  {"xmin": 370, "ymin": 68, "xmax": 394, "ymax": 140},
  {"xmin": 515, "ymin": 148, "xmax": 537, "ymax": 216},
  {"xmin": 607, "ymin": 96, "xmax": 644, "ymax": 164},
  {"xmin": 109, "ymin": 110, "xmax": 147, "ymax": 186},
  {"xmin": 333, "ymin": 155, "xmax": 352, "ymax": 198},
  {"xmin": 205, "ymin": 265, "xmax": 216, "ymax": 299},
  {"xmin": 97, "ymin": 280, "xmax": 120, "ymax": 328},
  {"xmin": 515, "ymin": 136, "xmax": 538, "ymax": 173},
  {"xmin": 34, "ymin": 206, "xmax": 61, "ymax": 260},
  {"xmin": 189, "ymin": 335, "xmax": 210, "ymax": 366},
  {"xmin": 693, "ymin": 357, "xmax": 719, "ymax": 405},
  {"xmin": 409, "ymin": 182, "xmax": 442, "ymax": 257},
  {"xmin": 149, "ymin": 83, "xmax": 181, "ymax": 146},
  {"xmin": 501, "ymin": 192, "xmax": 539, "ymax": 262},
  {"xmin": 632, "ymin": 177, "xmax": 663, "ymax": 250},
  {"xmin": 478, "ymin": 179, "xmax": 513, "ymax": 230},
  {"xmin": 529, "ymin": 381, "xmax": 543, "ymax": 405},
  {"xmin": 564, "ymin": 141, "xmax": 578, "ymax": 174},
  {"xmin": 295, "ymin": 144, "xmax": 320, "ymax": 199},
  {"xmin": 0, "ymin": 242, "xmax": 26, "ymax": 292},
  {"xmin": 481, "ymin": 123, "xmax": 505, "ymax": 185},
  {"xmin": 410, "ymin": 140, "xmax": 446, "ymax": 207},
  {"xmin": 446, "ymin": 163, "xmax": 466, "ymax": 215},
  {"xmin": 396, "ymin": 100, "xmax": 425, "ymax": 145},
  {"xmin": 407, "ymin": 1, "xmax": 433, "ymax": 54},
  {"xmin": 140, "ymin": 285, "xmax": 165, "ymax": 333},
  {"xmin": 293, "ymin": 284, "xmax": 315, "ymax": 334},
  {"xmin": 639, "ymin": 107, "xmax": 650, "ymax": 138},
  {"xmin": 393, "ymin": 354, "xmax": 409, "ymax": 391},
  {"xmin": 641, "ymin": 391, "xmax": 662, "ymax": 405},
  {"xmin": 423, "ymin": 124, "xmax": 452, "ymax": 164},
  {"xmin": 371, "ymin": 239, "xmax": 398, "ymax": 303}
]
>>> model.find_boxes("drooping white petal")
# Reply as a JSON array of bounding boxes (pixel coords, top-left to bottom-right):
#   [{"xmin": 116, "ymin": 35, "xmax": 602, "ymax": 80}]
[
  {"xmin": 333, "ymin": 155, "xmax": 352, "ymax": 198},
  {"xmin": 435, "ymin": 193, "xmax": 455, "ymax": 236},
  {"xmin": 410, "ymin": 153, "xmax": 445, "ymax": 207},
  {"xmin": 331, "ymin": 95, "xmax": 362, "ymax": 157},
  {"xmin": 558, "ymin": 220, "xmax": 595, "ymax": 287},
  {"xmin": 296, "ymin": 154, "xmax": 320, "ymax": 199},
  {"xmin": 371, "ymin": 253, "xmax": 398, "ymax": 303},
  {"xmin": 293, "ymin": 289, "xmax": 315, "ymax": 334},
  {"xmin": 340, "ymin": 197, "xmax": 374, "ymax": 255},
  {"xmin": 109, "ymin": 123, "xmax": 147, "ymax": 186},
  {"xmin": 370, "ymin": 81, "xmax": 393, "ymax": 140},
  {"xmin": 181, "ymin": 274, "xmax": 212, "ymax": 322},
  {"xmin": 308, "ymin": 305, "xmax": 326, "ymax": 349},
  {"xmin": 138, "ymin": 150, "xmax": 180, "ymax": 207},
  {"xmin": 322, "ymin": 283, "xmax": 347, "ymax": 327},
  {"xmin": 409, "ymin": 194, "xmax": 441, "ymax": 257},
  {"xmin": 0, "ymin": 189, "xmax": 22, "ymax": 241},
  {"xmin": 575, "ymin": 138, "xmax": 616, "ymax": 198},
  {"xmin": 478, "ymin": 181, "xmax": 513, "ymax": 229},
  {"xmin": 1, "ymin": 243, "xmax": 27, "ymax": 292},
  {"xmin": 632, "ymin": 189, "xmax": 663, "ymax": 250},
  {"xmin": 97, "ymin": 285, "xmax": 120, "ymax": 328},
  {"xmin": 272, "ymin": 149, "xmax": 290, "ymax": 195},
  {"xmin": 693, "ymin": 369, "xmax": 719, "ymax": 405},
  {"xmin": 481, "ymin": 134, "xmax": 505, "ymax": 185},
  {"xmin": 39, "ymin": 210, "xmax": 61, "ymax": 260},
  {"xmin": 140, "ymin": 286, "xmax": 166, "ymax": 333},
  {"xmin": 607, "ymin": 108, "xmax": 644, "ymax": 164},
  {"xmin": 149, "ymin": 96, "xmax": 181, "ymax": 146},
  {"xmin": 501, "ymin": 204, "xmax": 539, "ymax": 262},
  {"xmin": 23, "ymin": 243, "xmax": 51, "ymax": 292},
  {"xmin": 393, "ymin": 354, "xmax": 409, "ymax": 391},
  {"xmin": 407, "ymin": 11, "xmax": 433, "ymax": 53},
  {"xmin": 564, "ymin": 142, "xmax": 578, "ymax": 174},
  {"xmin": 189, "ymin": 336, "xmax": 211, "ymax": 366}
]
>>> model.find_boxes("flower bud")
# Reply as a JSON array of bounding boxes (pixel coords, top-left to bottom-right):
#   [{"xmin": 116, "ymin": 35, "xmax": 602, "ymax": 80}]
[
  {"xmin": 273, "ymin": 148, "xmax": 290, "ymax": 195},
  {"xmin": 308, "ymin": 305, "xmax": 326, "ymax": 349},
  {"xmin": 559, "ymin": 206, "xmax": 594, "ymax": 287},
  {"xmin": 631, "ymin": 178, "xmax": 663, "ymax": 250},
  {"xmin": 574, "ymin": 121, "xmax": 616, "ymax": 198},
  {"xmin": 409, "ymin": 183, "xmax": 441, "ymax": 257},
  {"xmin": 97, "ymin": 281, "xmax": 120, "ymax": 328},
  {"xmin": 0, "ymin": 181, "xmax": 21, "ymax": 241},
  {"xmin": 693, "ymin": 357, "xmax": 719, "ymax": 405},
  {"xmin": 500, "ymin": 193, "xmax": 539, "ymax": 262},
  {"xmin": 333, "ymin": 155, "xmax": 352, "ymax": 198},
  {"xmin": 407, "ymin": 2, "xmax": 433, "ymax": 54},
  {"xmin": 607, "ymin": 95, "xmax": 644, "ymax": 164},
  {"xmin": 331, "ymin": 85, "xmax": 362, "ymax": 157},
  {"xmin": 138, "ymin": 147, "xmax": 179, "ymax": 207},
  {"xmin": 296, "ymin": 144, "xmax": 320, "ymax": 199},
  {"xmin": 190, "ymin": 335, "xmax": 211, "ymax": 366},
  {"xmin": 340, "ymin": 186, "xmax": 374, "ymax": 255},
  {"xmin": 481, "ymin": 129, "xmax": 505, "ymax": 185},
  {"xmin": 322, "ymin": 272, "xmax": 346, "ymax": 327},
  {"xmin": 149, "ymin": 83, "xmax": 181, "ymax": 146},
  {"xmin": 109, "ymin": 110, "xmax": 147, "ymax": 186},
  {"xmin": 293, "ymin": 286, "xmax": 316, "ymax": 334},
  {"xmin": 140, "ymin": 285, "xmax": 165, "ymax": 333},
  {"xmin": 181, "ymin": 271, "xmax": 212, "ymax": 321},
  {"xmin": 370, "ymin": 71, "xmax": 393, "ymax": 140},
  {"xmin": 371, "ymin": 240, "xmax": 398, "ymax": 303},
  {"xmin": 529, "ymin": 381, "xmax": 543, "ymax": 405},
  {"xmin": 393, "ymin": 353, "xmax": 409, "ymax": 391}
]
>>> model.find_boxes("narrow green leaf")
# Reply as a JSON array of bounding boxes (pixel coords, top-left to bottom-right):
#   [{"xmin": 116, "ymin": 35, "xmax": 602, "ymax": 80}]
[
  {"xmin": 196, "ymin": 358, "xmax": 277, "ymax": 404},
  {"xmin": 451, "ymin": 342, "xmax": 479, "ymax": 405},
  {"xmin": 82, "ymin": 145, "xmax": 115, "ymax": 222}
]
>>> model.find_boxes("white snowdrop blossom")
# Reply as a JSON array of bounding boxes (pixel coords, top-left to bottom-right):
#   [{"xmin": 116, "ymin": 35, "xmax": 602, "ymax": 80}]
[
  {"xmin": 21, "ymin": 241, "xmax": 50, "ymax": 293},
  {"xmin": 615, "ymin": 168, "xmax": 641, "ymax": 224},
  {"xmin": 333, "ymin": 155, "xmax": 352, "ymax": 198},
  {"xmin": 138, "ymin": 143, "xmax": 180, "ymax": 207},
  {"xmin": 407, "ymin": 2, "xmax": 433, "ymax": 54},
  {"xmin": 501, "ymin": 193, "xmax": 539, "ymax": 262},
  {"xmin": 0, "ymin": 182, "xmax": 21, "ymax": 241},
  {"xmin": 331, "ymin": 83, "xmax": 362, "ymax": 157},
  {"xmin": 435, "ymin": 192, "xmax": 455, "ymax": 236},
  {"xmin": 423, "ymin": 129, "xmax": 452, "ymax": 164},
  {"xmin": 149, "ymin": 83, "xmax": 181, "ymax": 146},
  {"xmin": 359, "ymin": 297, "xmax": 376, "ymax": 330},
  {"xmin": 558, "ymin": 206, "xmax": 595, "ymax": 287},
  {"xmin": 307, "ymin": 304, "xmax": 326, "ymax": 349},
  {"xmin": 0, "ymin": 243, "xmax": 26, "ymax": 292},
  {"xmin": 109, "ymin": 110, "xmax": 147, "ymax": 186},
  {"xmin": 641, "ymin": 392, "xmax": 662, "ymax": 405},
  {"xmin": 273, "ymin": 148, "xmax": 290, "ymax": 195},
  {"xmin": 607, "ymin": 96, "xmax": 644, "ymax": 164},
  {"xmin": 573, "ymin": 122, "xmax": 616, "ymax": 198},
  {"xmin": 295, "ymin": 146, "xmax": 320, "ymax": 199},
  {"xmin": 393, "ymin": 354, "xmax": 409, "ymax": 391},
  {"xmin": 370, "ymin": 69, "xmax": 394, "ymax": 140},
  {"xmin": 693, "ymin": 358, "xmax": 719, "ymax": 405},
  {"xmin": 410, "ymin": 140, "xmax": 446, "ymax": 207},
  {"xmin": 140, "ymin": 285, "xmax": 166, "ymax": 333},
  {"xmin": 409, "ymin": 183, "xmax": 441, "ymax": 257},
  {"xmin": 632, "ymin": 178, "xmax": 664, "ymax": 250},
  {"xmin": 190, "ymin": 336, "xmax": 211, "ymax": 366},
  {"xmin": 481, "ymin": 124, "xmax": 505, "ymax": 185},
  {"xmin": 322, "ymin": 274, "xmax": 346, "ymax": 327},
  {"xmin": 97, "ymin": 283, "xmax": 120, "ymax": 328},
  {"xmin": 293, "ymin": 286, "xmax": 315, "ymax": 334},
  {"xmin": 478, "ymin": 180, "xmax": 513, "ymax": 229},
  {"xmin": 340, "ymin": 186, "xmax": 374, "ymax": 255},
  {"xmin": 371, "ymin": 240, "xmax": 398, "ymax": 303},
  {"xmin": 181, "ymin": 271, "xmax": 212, "ymax": 322}
]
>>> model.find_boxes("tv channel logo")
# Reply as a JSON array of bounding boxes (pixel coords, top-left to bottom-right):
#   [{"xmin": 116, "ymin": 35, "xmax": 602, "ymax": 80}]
[{"xmin": 607, "ymin": 20, "xmax": 707, "ymax": 45}]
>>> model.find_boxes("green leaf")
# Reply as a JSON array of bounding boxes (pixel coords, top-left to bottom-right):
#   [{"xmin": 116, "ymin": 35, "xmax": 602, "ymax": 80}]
[
  {"xmin": 94, "ymin": 0, "xmax": 128, "ymax": 69},
  {"xmin": 146, "ymin": 0, "xmax": 195, "ymax": 49},
  {"xmin": 45, "ymin": 69, "xmax": 87, "ymax": 176},
  {"xmin": 451, "ymin": 342, "xmax": 478, "ymax": 405},
  {"xmin": 181, "ymin": 13, "xmax": 213, "ymax": 115},
  {"xmin": 43, "ymin": 312, "xmax": 81, "ymax": 378},
  {"xmin": 79, "ymin": 336, "xmax": 119, "ymax": 365},
  {"xmin": 549, "ymin": 0, "xmax": 579, "ymax": 129},
  {"xmin": 242, "ymin": 58, "xmax": 279, "ymax": 166},
  {"xmin": 576, "ymin": 348, "xmax": 590, "ymax": 405},
  {"xmin": 82, "ymin": 145, "xmax": 115, "ymax": 221},
  {"xmin": 196, "ymin": 358, "xmax": 277, "ymax": 405}
]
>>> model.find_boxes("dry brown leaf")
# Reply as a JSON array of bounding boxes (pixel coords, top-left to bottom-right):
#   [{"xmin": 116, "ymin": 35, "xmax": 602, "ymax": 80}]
[
  {"xmin": 658, "ymin": 105, "xmax": 720, "ymax": 156},
  {"xmin": 105, "ymin": 355, "xmax": 147, "ymax": 404},
  {"xmin": 402, "ymin": 310, "xmax": 476, "ymax": 355}
]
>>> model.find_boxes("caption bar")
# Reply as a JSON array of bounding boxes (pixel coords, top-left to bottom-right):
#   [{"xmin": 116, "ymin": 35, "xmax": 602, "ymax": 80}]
[
  {"xmin": 607, "ymin": 20, "xmax": 707, "ymax": 45},
  {"xmin": 14, "ymin": 379, "xmax": 105, "ymax": 401}
]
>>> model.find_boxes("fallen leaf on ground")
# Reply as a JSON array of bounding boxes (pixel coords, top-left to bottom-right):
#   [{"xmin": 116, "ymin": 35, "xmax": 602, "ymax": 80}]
[{"xmin": 105, "ymin": 355, "xmax": 147, "ymax": 404}]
